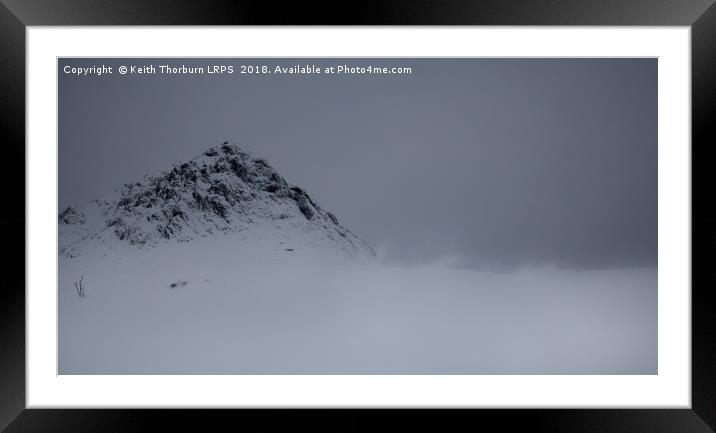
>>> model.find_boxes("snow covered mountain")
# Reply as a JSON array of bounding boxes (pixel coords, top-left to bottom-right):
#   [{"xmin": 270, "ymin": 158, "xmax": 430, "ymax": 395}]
[{"xmin": 59, "ymin": 142, "xmax": 375, "ymax": 258}]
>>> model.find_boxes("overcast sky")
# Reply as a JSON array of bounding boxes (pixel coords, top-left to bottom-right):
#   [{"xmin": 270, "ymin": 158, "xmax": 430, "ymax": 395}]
[{"xmin": 58, "ymin": 58, "xmax": 657, "ymax": 270}]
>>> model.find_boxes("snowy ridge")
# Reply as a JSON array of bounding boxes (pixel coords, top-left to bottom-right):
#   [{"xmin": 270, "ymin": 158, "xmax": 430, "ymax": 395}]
[{"xmin": 59, "ymin": 142, "xmax": 375, "ymax": 258}]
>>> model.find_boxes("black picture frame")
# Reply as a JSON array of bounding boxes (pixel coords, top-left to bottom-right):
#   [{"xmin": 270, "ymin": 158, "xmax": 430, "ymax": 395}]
[{"xmin": 2, "ymin": 1, "xmax": 714, "ymax": 431}]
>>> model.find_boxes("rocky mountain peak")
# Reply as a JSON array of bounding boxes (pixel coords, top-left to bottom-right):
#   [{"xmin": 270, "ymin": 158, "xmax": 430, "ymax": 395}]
[{"xmin": 59, "ymin": 141, "xmax": 375, "ymax": 258}]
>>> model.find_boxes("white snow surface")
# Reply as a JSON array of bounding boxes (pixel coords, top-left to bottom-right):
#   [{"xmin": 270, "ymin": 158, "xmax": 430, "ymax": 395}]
[{"xmin": 59, "ymin": 234, "xmax": 656, "ymax": 374}]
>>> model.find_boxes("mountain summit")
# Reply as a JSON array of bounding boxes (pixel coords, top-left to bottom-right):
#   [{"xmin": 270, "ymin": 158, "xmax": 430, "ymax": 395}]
[{"xmin": 59, "ymin": 142, "xmax": 375, "ymax": 258}]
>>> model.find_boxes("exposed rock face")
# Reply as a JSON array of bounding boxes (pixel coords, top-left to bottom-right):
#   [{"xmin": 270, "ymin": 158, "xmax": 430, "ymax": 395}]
[{"xmin": 59, "ymin": 142, "xmax": 375, "ymax": 258}]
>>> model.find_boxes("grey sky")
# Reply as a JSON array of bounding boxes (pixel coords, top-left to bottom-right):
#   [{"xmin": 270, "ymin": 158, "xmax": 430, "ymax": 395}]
[{"xmin": 58, "ymin": 58, "xmax": 657, "ymax": 270}]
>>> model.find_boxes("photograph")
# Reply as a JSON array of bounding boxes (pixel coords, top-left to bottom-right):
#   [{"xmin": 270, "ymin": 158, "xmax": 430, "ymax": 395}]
[
  {"xmin": 57, "ymin": 57, "xmax": 658, "ymax": 375},
  {"xmin": 3, "ymin": 0, "xmax": 712, "ymax": 429}
]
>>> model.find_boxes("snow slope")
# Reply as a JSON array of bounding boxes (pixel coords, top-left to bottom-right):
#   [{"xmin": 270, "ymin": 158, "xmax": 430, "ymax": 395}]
[{"xmin": 59, "ymin": 233, "xmax": 656, "ymax": 374}]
